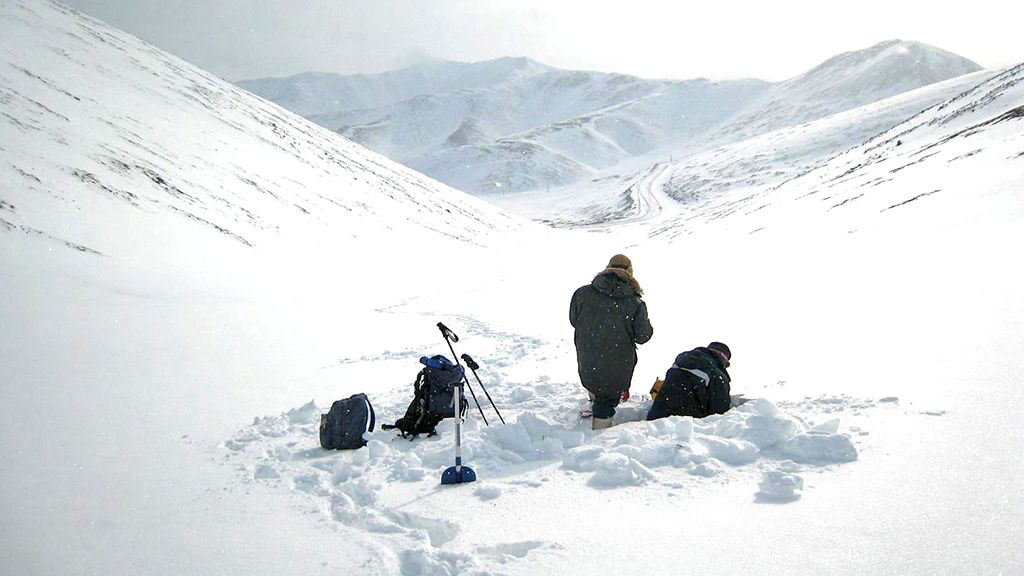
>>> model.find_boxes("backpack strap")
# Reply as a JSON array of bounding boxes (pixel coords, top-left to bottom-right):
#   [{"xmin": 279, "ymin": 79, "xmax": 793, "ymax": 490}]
[
  {"xmin": 412, "ymin": 369, "xmax": 429, "ymax": 435},
  {"xmin": 364, "ymin": 395, "xmax": 376, "ymax": 432},
  {"xmin": 672, "ymin": 365, "xmax": 710, "ymax": 386}
]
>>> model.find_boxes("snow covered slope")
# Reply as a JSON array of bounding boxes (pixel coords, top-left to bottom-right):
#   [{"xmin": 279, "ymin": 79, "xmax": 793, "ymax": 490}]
[
  {"xmin": 653, "ymin": 61, "xmax": 1024, "ymax": 239},
  {"xmin": 241, "ymin": 41, "xmax": 979, "ymax": 195},
  {"xmin": 1, "ymin": 0, "xmax": 528, "ymax": 286},
  {"xmin": 0, "ymin": 2, "xmax": 538, "ymax": 573},
  {"xmin": 715, "ymin": 40, "xmax": 983, "ymax": 142},
  {"xmin": 492, "ymin": 67, "xmax": 998, "ymax": 229}
]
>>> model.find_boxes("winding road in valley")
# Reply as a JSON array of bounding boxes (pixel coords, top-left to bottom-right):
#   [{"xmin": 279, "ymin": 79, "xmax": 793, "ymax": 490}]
[{"xmin": 624, "ymin": 162, "xmax": 667, "ymax": 223}]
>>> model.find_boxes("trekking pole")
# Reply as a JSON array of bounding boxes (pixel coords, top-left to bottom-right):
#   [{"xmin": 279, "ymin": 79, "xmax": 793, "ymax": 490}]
[
  {"xmin": 461, "ymin": 353, "xmax": 505, "ymax": 425},
  {"xmin": 437, "ymin": 322, "xmax": 488, "ymax": 426}
]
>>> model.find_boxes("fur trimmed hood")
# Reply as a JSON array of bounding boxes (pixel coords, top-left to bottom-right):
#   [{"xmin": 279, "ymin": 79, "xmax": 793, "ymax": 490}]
[{"xmin": 594, "ymin": 267, "xmax": 644, "ymax": 297}]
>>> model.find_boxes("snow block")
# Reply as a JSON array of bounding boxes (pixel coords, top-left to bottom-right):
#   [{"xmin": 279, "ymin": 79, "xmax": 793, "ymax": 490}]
[
  {"xmin": 562, "ymin": 445, "xmax": 605, "ymax": 472},
  {"xmin": 366, "ymin": 439, "xmax": 390, "ymax": 460},
  {"xmin": 645, "ymin": 418, "xmax": 676, "ymax": 437},
  {"xmin": 756, "ymin": 470, "xmax": 804, "ymax": 503},
  {"xmin": 391, "ymin": 452, "xmax": 427, "ymax": 482},
  {"xmin": 688, "ymin": 461, "xmax": 720, "ymax": 477},
  {"xmin": 286, "ymin": 400, "xmax": 319, "ymax": 425},
  {"xmin": 674, "ymin": 418, "xmax": 695, "ymax": 442},
  {"xmin": 639, "ymin": 442, "xmax": 680, "ymax": 468},
  {"xmin": 614, "ymin": 428, "xmax": 647, "ymax": 447},
  {"xmin": 479, "ymin": 412, "xmax": 570, "ymax": 462},
  {"xmin": 781, "ymin": 431, "xmax": 858, "ymax": 464},
  {"xmin": 401, "ymin": 546, "xmax": 476, "ymax": 576},
  {"xmin": 589, "ymin": 453, "xmax": 653, "ymax": 487},
  {"xmin": 701, "ymin": 436, "xmax": 761, "ymax": 465},
  {"xmin": 731, "ymin": 400, "xmax": 801, "ymax": 449},
  {"xmin": 612, "ymin": 445, "xmax": 643, "ymax": 461},
  {"xmin": 485, "ymin": 422, "xmax": 534, "ymax": 453}
]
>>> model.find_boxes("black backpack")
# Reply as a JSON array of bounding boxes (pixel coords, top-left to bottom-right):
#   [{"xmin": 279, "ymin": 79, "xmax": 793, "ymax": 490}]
[
  {"xmin": 382, "ymin": 355, "xmax": 467, "ymax": 439},
  {"xmin": 319, "ymin": 393, "xmax": 376, "ymax": 450}
]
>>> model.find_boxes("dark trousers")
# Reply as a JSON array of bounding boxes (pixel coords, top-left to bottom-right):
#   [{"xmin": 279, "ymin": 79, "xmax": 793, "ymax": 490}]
[
  {"xmin": 591, "ymin": 392, "xmax": 621, "ymax": 419},
  {"xmin": 645, "ymin": 377, "xmax": 703, "ymax": 420}
]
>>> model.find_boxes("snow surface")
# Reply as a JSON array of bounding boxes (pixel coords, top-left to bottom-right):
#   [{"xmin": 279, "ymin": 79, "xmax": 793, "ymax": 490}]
[{"xmin": 2, "ymin": 2, "xmax": 1023, "ymax": 576}]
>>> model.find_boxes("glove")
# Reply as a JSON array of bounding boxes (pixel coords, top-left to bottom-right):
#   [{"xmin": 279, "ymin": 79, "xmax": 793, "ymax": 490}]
[{"xmin": 620, "ymin": 389, "xmax": 630, "ymax": 402}]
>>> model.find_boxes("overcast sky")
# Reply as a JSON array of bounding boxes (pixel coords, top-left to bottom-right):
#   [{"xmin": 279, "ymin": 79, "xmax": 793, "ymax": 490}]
[{"xmin": 62, "ymin": 0, "xmax": 1024, "ymax": 82}]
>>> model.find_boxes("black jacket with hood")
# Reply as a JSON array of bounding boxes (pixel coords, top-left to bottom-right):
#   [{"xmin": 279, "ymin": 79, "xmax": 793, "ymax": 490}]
[
  {"xmin": 569, "ymin": 270, "xmax": 653, "ymax": 397},
  {"xmin": 646, "ymin": 347, "xmax": 731, "ymax": 420}
]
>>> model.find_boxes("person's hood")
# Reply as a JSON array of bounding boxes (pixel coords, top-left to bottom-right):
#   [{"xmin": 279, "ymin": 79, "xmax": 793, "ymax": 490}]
[
  {"xmin": 592, "ymin": 270, "xmax": 638, "ymax": 298},
  {"xmin": 692, "ymin": 347, "xmax": 730, "ymax": 372}
]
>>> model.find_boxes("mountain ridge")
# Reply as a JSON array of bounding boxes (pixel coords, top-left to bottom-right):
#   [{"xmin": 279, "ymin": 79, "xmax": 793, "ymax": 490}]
[{"xmin": 239, "ymin": 41, "xmax": 982, "ymax": 195}]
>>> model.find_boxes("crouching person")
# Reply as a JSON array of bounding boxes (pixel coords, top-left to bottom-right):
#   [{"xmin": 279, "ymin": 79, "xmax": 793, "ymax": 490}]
[{"xmin": 647, "ymin": 342, "xmax": 731, "ymax": 421}]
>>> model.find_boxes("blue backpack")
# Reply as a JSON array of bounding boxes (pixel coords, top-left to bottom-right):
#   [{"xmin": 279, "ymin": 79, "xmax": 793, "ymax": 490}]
[
  {"xmin": 319, "ymin": 393, "xmax": 376, "ymax": 450},
  {"xmin": 382, "ymin": 355, "xmax": 467, "ymax": 438}
]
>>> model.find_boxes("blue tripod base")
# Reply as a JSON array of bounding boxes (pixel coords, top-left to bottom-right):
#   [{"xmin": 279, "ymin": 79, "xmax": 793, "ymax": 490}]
[{"xmin": 441, "ymin": 458, "xmax": 477, "ymax": 485}]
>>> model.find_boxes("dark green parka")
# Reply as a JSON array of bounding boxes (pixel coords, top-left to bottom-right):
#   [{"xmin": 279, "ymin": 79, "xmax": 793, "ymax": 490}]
[{"xmin": 569, "ymin": 269, "xmax": 653, "ymax": 397}]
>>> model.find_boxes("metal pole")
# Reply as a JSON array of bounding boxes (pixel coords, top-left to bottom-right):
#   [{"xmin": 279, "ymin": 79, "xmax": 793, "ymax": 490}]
[
  {"xmin": 438, "ymin": 323, "xmax": 488, "ymax": 425},
  {"xmin": 462, "ymin": 354, "xmax": 505, "ymax": 425}
]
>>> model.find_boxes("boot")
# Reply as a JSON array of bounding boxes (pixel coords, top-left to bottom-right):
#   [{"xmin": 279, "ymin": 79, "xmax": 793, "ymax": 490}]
[{"xmin": 592, "ymin": 417, "xmax": 613, "ymax": 430}]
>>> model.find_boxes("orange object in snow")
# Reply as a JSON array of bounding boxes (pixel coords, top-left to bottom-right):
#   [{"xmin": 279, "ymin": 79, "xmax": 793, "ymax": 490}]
[{"xmin": 650, "ymin": 377, "xmax": 664, "ymax": 400}]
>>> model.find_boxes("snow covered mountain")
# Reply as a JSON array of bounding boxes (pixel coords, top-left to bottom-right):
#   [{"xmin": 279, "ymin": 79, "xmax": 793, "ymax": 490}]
[
  {"xmin": 736, "ymin": 61, "xmax": 1024, "ymax": 233},
  {"xmin": 491, "ymin": 65, "xmax": 1001, "ymax": 230},
  {"xmin": 1, "ymin": 0, "xmax": 529, "ymax": 287},
  {"xmin": 405, "ymin": 77, "xmax": 772, "ymax": 194},
  {"xmin": 639, "ymin": 60, "xmax": 1024, "ymax": 240},
  {"xmin": 242, "ymin": 58, "xmax": 672, "ymax": 161},
  {"xmin": 714, "ymin": 39, "xmax": 985, "ymax": 141},
  {"xmin": 239, "ymin": 56, "xmax": 555, "ymax": 118},
  {"xmin": 241, "ymin": 42, "xmax": 980, "ymax": 195}
]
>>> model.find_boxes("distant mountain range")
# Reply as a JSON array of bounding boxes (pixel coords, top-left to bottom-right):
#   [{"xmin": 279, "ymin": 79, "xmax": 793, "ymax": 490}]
[{"xmin": 239, "ymin": 41, "xmax": 981, "ymax": 195}]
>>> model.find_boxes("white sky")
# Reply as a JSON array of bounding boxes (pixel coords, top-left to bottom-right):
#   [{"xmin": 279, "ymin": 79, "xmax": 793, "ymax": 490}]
[{"xmin": 62, "ymin": 0, "xmax": 1023, "ymax": 81}]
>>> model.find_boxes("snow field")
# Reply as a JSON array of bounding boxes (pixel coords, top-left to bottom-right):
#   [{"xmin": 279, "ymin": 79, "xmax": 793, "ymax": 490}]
[
  {"xmin": 3, "ymin": 2, "xmax": 1023, "ymax": 575},
  {"xmin": 227, "ymin": 394, "xmax": 869, "ymax": 498},
  {"xmin": 222, "ymin": 312, "xmax": 891, "ymax": 576}
]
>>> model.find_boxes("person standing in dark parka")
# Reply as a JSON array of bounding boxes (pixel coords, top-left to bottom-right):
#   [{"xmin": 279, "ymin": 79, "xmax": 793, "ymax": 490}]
[{"xmin": 570, "ymin": 254, "xmax": 654, "ymax": 430}]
